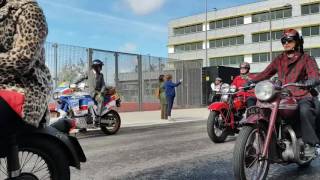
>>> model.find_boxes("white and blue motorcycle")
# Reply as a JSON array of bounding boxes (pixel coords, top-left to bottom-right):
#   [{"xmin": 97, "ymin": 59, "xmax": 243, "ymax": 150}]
[{"xmin": 51, "ymin": 83, "xmax": 121, "ymax": 135}]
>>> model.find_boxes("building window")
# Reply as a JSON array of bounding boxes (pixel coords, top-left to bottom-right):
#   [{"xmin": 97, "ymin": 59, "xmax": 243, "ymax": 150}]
[
  {"xmin": 302, "ymin": 3, "xmax": 320, "ymax": 15},
  {"xmin": 302, "ymin": 25, "xmax": 320, "ymax": 37},
  {"xmin": 210, "ymin": 55, "xmax": 244, "ymax": 66},
  {"xmin": 173, "ymin": 24, "xmax": 203, "ymax": 36},
  {"xmin": 305, "ymin": 48, "xmax": 320, "ymax": 58},
  {"xmin": 252, "ymin": 7, "xmax": 292, "ymax": 23},
  {"xmin": 209, "ymin": 16, "xmax": 244, "ymax": 30},
  {"xmin": 209, "ymin": 35, "xmax": 244, "ymax": 49},
  {"xmin": 174, "ymin": 42, "xmax": 203, "ymax": 53},
  {"xmin": 252, "ymin": 30, "xmax": 283, "ymax": 43},
  {"xmin": 252, "ymin": 52, "xmax": 282, "ymax": 63}
]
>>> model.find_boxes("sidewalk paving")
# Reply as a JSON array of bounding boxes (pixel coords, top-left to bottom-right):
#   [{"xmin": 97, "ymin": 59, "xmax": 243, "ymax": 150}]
[
  {"xmin": 119, "ymin": 108, "xmax": 209, "ymax": 128},
  {"xmin": 70, "ymin": 108, "xmax": 210, "ymax": 135}
]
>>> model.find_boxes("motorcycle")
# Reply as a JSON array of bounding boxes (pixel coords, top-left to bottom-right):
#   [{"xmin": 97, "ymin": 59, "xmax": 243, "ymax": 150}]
[
  {"xmin": 207, "ymin": 83, "xmax": 253, "ymax": 143},
  {"xmin": 0, "ymin": 110, "xmax": 86, "ymax": 179},
  {"xmin": 233, "ymin": 80, "xmax": 320, "ymax": 180},
  {"xmin": 51, "ymin": 83, "xmax": 121, "ymax": 135}
]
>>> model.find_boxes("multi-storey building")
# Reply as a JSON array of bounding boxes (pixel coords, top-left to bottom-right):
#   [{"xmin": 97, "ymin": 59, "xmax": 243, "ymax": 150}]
[{"xmin": 168, "ymin": 0, "xmax": 320, "ymax": 73}]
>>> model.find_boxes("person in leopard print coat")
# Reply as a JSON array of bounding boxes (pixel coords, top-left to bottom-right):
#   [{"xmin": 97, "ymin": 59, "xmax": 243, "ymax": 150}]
[{"xmin": 0, "ymin": 0, "xmax": 52, "ymax": 127}]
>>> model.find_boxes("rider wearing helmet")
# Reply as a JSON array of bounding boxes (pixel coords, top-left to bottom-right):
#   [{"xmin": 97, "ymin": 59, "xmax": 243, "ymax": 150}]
[
  {"xmin": 89, "ymin": 59, "xmax": 106, "ymax": 100},
  {"xmin": 232, "ymin": 62, "xmax": 256, "ymax": 107},
  {"xmin": 248, "ymin": 28, "xmax": 320, "ymax": 157}
]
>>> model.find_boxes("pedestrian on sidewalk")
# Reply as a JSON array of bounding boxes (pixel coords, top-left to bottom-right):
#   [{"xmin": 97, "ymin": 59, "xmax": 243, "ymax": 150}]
[
  {"xmin": 158, "ymin": 75, "xmax": 168, "ymax": 120},
  {"xmin": 164, "ymin": 74, "xmax": 182, "ymax": 121}
]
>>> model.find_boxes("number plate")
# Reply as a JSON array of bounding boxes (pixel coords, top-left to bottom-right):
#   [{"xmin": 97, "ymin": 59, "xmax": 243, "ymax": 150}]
[{"xmin": 246, "ymin": 107, "xmax": 262, "ymax": 117}]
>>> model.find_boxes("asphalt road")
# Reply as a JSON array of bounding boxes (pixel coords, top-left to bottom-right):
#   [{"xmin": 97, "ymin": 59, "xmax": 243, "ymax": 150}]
[{"xmin": 71, "ymin": 120, "xmax": 320, "ymax": 180}]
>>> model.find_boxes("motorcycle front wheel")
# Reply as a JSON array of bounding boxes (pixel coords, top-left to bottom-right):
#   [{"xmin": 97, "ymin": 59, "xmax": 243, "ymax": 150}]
[
  {"xmin": 0, "ymin": 137, "xmax": 70, "ymax": 180},
  {"xmin": 233, "ymin": 126, "xmax": 269, "ymax": 180},
  {"xmin": 100, "ymin": 111, "xmax": 121, "ymax": 135},
  {"xmin": 207, "ymin": 111, "xmax": 229, "ymax": 143}
]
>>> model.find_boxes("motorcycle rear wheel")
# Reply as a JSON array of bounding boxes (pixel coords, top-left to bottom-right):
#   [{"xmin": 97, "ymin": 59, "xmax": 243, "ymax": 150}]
[
  {"xmin": 100, "ymin": 111, "xmax": 121, "ymax": 135},
  {"xmin": 0, "ymin": 137, "xmax": 70, "ymax": 180},
  {"xmin": 207, "ymin": 111, "xmax": 229, "ymax": 143},
  {"xmin": 233, "ymin": 126, "xmax": 269, "ymax": 180}
]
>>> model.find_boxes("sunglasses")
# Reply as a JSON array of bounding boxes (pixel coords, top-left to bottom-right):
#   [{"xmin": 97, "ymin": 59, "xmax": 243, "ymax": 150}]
[{"xmin": 281, "ymin": 37, "xmax": 295, "ymax": 45}]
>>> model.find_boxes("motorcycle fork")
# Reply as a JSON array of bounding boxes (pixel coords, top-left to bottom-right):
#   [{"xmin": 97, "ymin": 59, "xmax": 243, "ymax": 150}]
[
  {"xmin": 6, "ymin": 135, "xmax": 21, "ymax": 179},
  {"xmin": 262, "ymin": 100, "xmax": 280, "ymax": 158},
  {"xmin": 226, "ymin": 96, "xmax": 235, "ymax": 129}
]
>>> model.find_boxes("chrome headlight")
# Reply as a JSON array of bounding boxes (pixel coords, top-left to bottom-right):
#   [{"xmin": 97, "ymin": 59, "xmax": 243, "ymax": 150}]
[
  {"xmin": 53, "ymin": 92, "xmax": 60, "ymax": 100},
  {"xmin": 230, "ymin": 85, "xmax": 237, "ymax": 93},
  {"xmin": 255, "ymin": 81, "xmax": 276, "ymax": 101},
  {"xmin": 220, "ymin": 83, "xmax": 230, "ymax": 93}
]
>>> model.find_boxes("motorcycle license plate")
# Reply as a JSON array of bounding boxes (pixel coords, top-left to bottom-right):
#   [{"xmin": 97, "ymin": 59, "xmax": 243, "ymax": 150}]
[{"xmin": 246, "ymin": 107, "xmax": 262, "ymax": 117}]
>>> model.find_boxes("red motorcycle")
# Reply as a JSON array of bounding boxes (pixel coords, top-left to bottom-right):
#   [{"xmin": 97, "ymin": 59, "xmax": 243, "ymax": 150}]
[
  {"xmin": 233, "ymin": 80, "xmax": 319, "ymax": 180},
  {"xmin": 207, "ymin": 83, "xmax": 254, "ymax": 143}
]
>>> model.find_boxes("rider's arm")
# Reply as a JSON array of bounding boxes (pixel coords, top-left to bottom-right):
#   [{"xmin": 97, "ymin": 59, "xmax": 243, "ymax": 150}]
[
  {"xmin": 74, "ymin": 74, "xmax": 88, "ymax": 84},
  {"xmin": 305, "ymin": 55, "xmax": 320, "ymax": 80},
  {"xmin": 251, "ymin": 57, "xmax": 279, "ymax": 82},
  {"xmin": 0, "ymin": 4, "xmax": 47, "ymax": 75},
  {"xmin": 100, "ymin": 74, "xmax": 106, "ymax": 93}
]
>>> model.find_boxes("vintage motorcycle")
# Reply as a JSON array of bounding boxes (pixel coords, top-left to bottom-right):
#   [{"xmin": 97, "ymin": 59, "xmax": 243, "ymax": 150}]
[
  {"xmin": 51, "ymin": 83, "xmax": 121, "ymax": 135},
  {"xmin": 233, "ymin": 80, "xmax": 320, "ymax": 180},
  {"xmin": 0, "ymin": 100, "xmax": 86, "ymax": 179},
  {"xmin": 207, "ymin": 83, "xmax": 254, "ymax": 143}
]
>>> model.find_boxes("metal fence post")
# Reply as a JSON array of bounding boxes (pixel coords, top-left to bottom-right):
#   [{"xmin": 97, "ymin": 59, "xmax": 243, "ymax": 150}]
[
  {"xmin": 138, "ymin": 55, "xmax": 143, "ymax": 111},
  {"xmin": 52, "ymin": 43, "xmax": 58, "ymax": 89},
  {"xmin": 87, "ymin": 48, "xmax": 93, "ymax": 72},
  {"xmin": 182, "ymin": 60, "xmax": 185, "ymax": 108},
  {"xmin": 114, "ymin": 52, "xmax": 119, "ymax": 88}
]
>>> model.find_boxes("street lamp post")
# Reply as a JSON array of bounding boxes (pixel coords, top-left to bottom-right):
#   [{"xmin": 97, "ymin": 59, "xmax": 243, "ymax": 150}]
[
  {"xmin": 205, "ymin": 0, "xmax": 208, "ymax": 67},
  {"xmin": 269, "ymin": 8, "xmax": 273, "ymax": 61}
]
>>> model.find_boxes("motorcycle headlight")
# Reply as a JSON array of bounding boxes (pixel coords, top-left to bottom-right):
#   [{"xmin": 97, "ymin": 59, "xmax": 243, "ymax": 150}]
[
  {"xmin": 53, "ymin": 92, "xmax": 60, "ymax": 100},
  {"xmin": 230, "ymin": 85, "xmax": 237, "ymax": 93},
  {"xmin": 255, "ymin": 81, "xmax": 276, "ymax": 101},
  {"xmin": 221, "ymin": 84, "xmax": 230, "ymax": 93}
]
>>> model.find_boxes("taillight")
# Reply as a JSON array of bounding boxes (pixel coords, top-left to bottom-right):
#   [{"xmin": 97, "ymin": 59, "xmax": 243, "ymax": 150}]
[{"xmin": 80, "ymin": 106, "xmax": 88, "ymax": 110}]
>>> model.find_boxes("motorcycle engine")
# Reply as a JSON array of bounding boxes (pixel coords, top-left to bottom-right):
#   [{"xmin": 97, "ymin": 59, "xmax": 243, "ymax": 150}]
[{"xmin": 281, "ymin": 140, "xmax": 295, "ymax": 161}]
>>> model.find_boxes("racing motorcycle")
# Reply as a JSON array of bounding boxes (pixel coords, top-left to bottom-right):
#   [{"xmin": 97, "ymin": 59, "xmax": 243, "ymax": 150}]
[
  {"xmin": 0, "ymin": 100, "xmax": 86, "ymax": 179},
  {"xmin": 233, "ymin": 80, "xmax": 320, "ymax": 180},
  {"xmin": 51, "ymin": 83, "xmax": 121, "ymax": 135},
  {"xmin": 207, "ymin": 83, "xmax": 253, "ymax": 143}
]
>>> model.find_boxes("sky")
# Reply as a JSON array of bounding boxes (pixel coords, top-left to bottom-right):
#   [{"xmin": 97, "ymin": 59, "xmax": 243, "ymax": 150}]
[{"xmin": 37, "ymin": 0, "xmax": 260, "ymax": 58}]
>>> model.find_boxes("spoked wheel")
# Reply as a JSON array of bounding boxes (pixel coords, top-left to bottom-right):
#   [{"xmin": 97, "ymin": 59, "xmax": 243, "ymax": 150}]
[
  {"xmin": 0, "ymin": 138, "xmax": 70, "ymax": 180},
  {"xmin": 100, "ymin": 111, "xmax": 121, "ymax": 135},
  {"xmin": 207, "ymin": 111, "xmax": 230, "ymax": 143},
  {"xmin": 233, "ymin": 126, "xmax": 269, "ymax": 180}
]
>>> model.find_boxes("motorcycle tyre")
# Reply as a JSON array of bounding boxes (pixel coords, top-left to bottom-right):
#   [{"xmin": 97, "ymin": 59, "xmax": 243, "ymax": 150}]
[
  {"xmin": 233, "ymin": 126, "xmax": 269, "ymax": 180},
  {"xmin": 100, "ymin": 111, "xmax": 121, "ymax": 135},
  {"xmin": 17, "ymin": 137, "xmax": 70, "ymax": 180},
  {"xmin": 207, "ymin": 111, "xmax": 229, "ymax": 143}
]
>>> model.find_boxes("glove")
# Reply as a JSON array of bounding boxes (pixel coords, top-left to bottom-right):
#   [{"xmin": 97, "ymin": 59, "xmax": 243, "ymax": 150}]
[
  {"xmin": 244, "ymin": 80, "xmax": 255, "ymax": 88},
  {"xmin": 305, "ymin": 79, "xmax": 317, "ymax": 88}
]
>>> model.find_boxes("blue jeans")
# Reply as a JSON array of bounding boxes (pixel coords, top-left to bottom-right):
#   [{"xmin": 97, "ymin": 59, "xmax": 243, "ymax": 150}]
[{"xmin": 166, "ymin": 96, "xmax": 175, "ymax": 116}]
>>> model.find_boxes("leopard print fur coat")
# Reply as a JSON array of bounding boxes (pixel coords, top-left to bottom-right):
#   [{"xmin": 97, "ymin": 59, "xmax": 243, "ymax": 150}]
[{"xmin": 0, "ymin": 0, "xmax": 52, "ymax": 127}]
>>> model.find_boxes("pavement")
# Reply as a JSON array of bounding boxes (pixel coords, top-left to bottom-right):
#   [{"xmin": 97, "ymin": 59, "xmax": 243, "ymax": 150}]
[
  {"xmin": 70, "ymin": 108, "xmax": 210, "ymax": 137},
  {"xmin": 71, "ymin": 119, "xmax": 320, "ymax": 180}
]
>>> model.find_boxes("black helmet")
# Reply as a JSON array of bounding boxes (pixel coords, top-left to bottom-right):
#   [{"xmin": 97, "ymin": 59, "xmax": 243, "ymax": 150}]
[
  {"xmin": 92, "ymin": 59, "xmax": 104, "ymax": 67},
  {"xmin": 281, "ymin": 29, "xmax": 304, "ymax": 53}
]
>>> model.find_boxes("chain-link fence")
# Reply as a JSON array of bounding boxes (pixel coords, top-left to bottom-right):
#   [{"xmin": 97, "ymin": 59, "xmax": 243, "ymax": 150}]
[{"xmin": 45, "ymin": 42, "xmax": 204, "ymax": 112}]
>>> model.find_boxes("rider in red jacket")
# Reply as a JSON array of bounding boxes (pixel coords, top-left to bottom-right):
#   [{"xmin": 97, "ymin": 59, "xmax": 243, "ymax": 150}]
[{"xmin": 232, "ymin": 62, "xmax": 256, "ymax": 107}]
